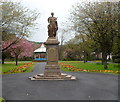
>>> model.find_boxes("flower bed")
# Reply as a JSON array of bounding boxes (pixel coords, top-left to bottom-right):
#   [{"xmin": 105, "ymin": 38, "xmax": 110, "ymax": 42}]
[
  {"xmin": 59, "ymin": 62, "xmax": 120, "ymax": 74},
  {"xmin": 3, "ymin": 62, "xmax": 33, "ymax": 74}
]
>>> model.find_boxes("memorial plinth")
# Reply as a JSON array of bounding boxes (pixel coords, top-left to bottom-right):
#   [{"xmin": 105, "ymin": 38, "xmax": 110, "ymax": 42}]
[
  {"xmin": 29, "ymin": 38, "xmax": 76, "ymax": 80},
  {"xmin": 44, "ymin": 38, "xmax": 61, "ymax": 76}
]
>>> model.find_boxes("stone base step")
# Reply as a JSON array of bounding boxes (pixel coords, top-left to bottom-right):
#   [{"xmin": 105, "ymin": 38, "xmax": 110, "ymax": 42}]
[
  {"xmin": 29, "ymin": 73, "xmax": 76, "ymax": 80},
  {"xmin": 31, "ymin": 78, "xmax": 65, "ymax": 80},
  {"xmin": 34, "ymin": 77, "xmax": 62, "ymax": 79},
  {"xmin": 61, "ymin": 73, "xmax": 67, "ymax": 76}
]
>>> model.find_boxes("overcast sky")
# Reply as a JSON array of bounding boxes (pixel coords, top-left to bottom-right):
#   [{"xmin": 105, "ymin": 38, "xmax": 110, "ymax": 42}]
[
  {"xmin": 19, "ymin": 0, "xmax": 80, "ymax": 42},
  {"xmin": 15, "ymin": 0, "xmax": 119, "ymax": 42}
]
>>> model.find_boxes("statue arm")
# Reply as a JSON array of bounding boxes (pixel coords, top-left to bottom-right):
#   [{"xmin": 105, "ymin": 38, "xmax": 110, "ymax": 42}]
[
  {"xmin": 55, "ymin": 21, "xmax": 58, "ymax": 30},
  {"xmin": 48, "ymin": 17, "xmax": 50, "ymax": 23},
  {"xmin": 56, "ymin": 21, "xmax": 58, "ymax": 26}
]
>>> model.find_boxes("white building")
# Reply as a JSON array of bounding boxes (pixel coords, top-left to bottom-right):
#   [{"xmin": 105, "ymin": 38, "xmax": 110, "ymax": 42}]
[{"xmin": 33, "ymin": 43, "xmax": 46, "ymax": 61}]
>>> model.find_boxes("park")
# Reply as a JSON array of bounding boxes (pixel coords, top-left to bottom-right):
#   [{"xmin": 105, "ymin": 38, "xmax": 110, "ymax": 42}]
[{"xmin": 1, "ymin": 0, "xmax": 120, "ymax": 102}]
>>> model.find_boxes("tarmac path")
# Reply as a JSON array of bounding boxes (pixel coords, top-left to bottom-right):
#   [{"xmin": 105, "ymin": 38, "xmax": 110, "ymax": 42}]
[{"xmin": 2, "ymin": 62, "xmax": 119, "ymax": 100}]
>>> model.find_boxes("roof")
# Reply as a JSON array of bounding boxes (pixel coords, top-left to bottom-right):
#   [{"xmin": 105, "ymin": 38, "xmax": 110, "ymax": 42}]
[{"xmin": 34, "ymin": 43, "xmax": 46, "ymax": 53}]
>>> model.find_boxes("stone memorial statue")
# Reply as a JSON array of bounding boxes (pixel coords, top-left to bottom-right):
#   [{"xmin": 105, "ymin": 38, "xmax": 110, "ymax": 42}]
[
  {"xmin": 29, "ymin": 12, "xmax": 76, "ymax": 80},
  {"xmin": 48, "ymin": 12, "xmax": 58, "ymax": 37}
]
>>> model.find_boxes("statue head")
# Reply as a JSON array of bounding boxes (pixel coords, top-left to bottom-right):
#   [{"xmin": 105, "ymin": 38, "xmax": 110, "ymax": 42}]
[{"xmin": 51, "ymin": 12, "xmax": 54, "ymax": 17}]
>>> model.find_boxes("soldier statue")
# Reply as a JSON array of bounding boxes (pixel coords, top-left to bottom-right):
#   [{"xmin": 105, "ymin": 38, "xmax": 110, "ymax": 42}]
[{"xmin": 48, "ymin": 12, "xmax": 58, "ymax": 37}]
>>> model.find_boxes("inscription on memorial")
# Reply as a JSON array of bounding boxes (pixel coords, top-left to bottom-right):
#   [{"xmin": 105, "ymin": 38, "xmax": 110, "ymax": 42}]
[{"xmin": 48, "ymin": 48, "xmax": 57, "ymax": 61}]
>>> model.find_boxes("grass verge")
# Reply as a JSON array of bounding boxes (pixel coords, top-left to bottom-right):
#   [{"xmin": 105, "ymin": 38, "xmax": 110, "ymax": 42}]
[
  {"xmin": 59, "ymin": 61, "xmax": 120, "ymax": 74},
  {"xmin": 0, "ymin": 97, "xmax": 5, "ymax": 102},
  {"xmin": 1, "ymin": 61, "xmax": 37, "ymax": 74}
]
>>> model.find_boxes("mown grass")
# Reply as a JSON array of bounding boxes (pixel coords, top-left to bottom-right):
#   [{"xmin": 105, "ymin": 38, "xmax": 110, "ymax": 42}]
[
  {"xmin": 60, "ymin": 61, "xmax": 120, "ymax": 74},
  {"xmin": 1, "ymin": 61, "xmax": 37, "ymax": 74},
  {"xmin": 0, "ymin": 97, "xmax": 5, "ymax": 102},
  {"xmin": 61, "ymin": 61, "xmax": 119, "ymax": 71},
  {"xmin": 2, "ymin": 63, "xmax": 25, "ymax": 73}
]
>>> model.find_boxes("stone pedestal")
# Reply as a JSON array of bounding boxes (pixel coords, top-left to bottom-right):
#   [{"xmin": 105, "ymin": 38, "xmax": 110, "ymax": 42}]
[
  {"xmin": 29, "ymin": 37, "xmax": 76, "ymax": 80},
  {"xmin": 44, "ymin": 38, "xmax": 61, "ymax": 76}
]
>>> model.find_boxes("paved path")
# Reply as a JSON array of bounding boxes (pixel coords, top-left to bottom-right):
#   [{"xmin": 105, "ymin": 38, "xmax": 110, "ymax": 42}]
[{"xmin": 2, "ymin": 62, "xmax": 119, "ymax": 100}]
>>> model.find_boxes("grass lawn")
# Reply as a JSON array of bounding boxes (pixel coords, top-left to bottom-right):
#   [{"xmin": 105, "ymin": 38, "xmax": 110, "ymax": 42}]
[
  {"xmin": 1, "ymin": 61, "xmax": 37, "ymax": 74},
  {"xmin": 0, "ymin": 97, "xmax": 4, "ymax": 102},
  {"xmin": 59, "ymin": 61, "xmax": 120, "ymax": 74},
  {"xmin": 2, "ymin": 63, "xmax": 25, "ymax": 72}
]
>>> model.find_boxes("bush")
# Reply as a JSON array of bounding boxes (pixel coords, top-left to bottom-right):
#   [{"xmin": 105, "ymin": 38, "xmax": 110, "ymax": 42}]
[
  {"xmin": 114, "ymin": 59, "xmax": 120, "ymax": 63},
  {"xmin": 112, "ymin": 56, "xmax": 120, "ymax": 63},
  {"xmin": 19, "ymin": 57, "xmax": 33, "ymax": 61}
]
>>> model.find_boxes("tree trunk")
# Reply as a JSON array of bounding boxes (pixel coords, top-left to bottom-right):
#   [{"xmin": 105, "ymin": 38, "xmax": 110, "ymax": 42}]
[
  {"xmin": 102, "ymin": 51, "xmax": 108, "ymax": 69},
  {"xmin": 83, "ymin": 55, "xmax": 86, "ymax": 63},
  {"xmin": 96, "ymin": 52, "xmax": 99, "ymax": 59},
  {"xmin": 102, "ymin": 58, "xmax": 104, "ymax": 65},
  {"xmin": 84, "ymin": 60, "xmax": 86, "ymax": 63},
  {"xmin": 102, "ymin": 52, "xmax": 104, "ymax": 65},
  {"xmin": 83, "ymin": 52, "xmax": 88, "ymax": 63},
  {"xmin": 2, "ymin": 58, "xmax": 5, "ymax": 64},
  {"xmin": 59, "ymin": 40, "xmax": 64, "ymax": 60},
  {"xmin": 59, "ymin": 45, "xmax": 63, "ymax": 60},
  {"xmin": 15, "ymin": 56, "xmax": 18, "ymax": 66},
  {"xmin": 108, "ymin": 54, "xmax": 111, "ymax": 60},
  {"xmin": 103, "ymin": 60, "xmax": 107, "ymax": 69},
  {"xmin": 2, "ymin": 52, "xmax": 6, "ymax": 64},
  {"xmin": 86, "ymin": 54, "xmax": 88, "ymax": 62}
]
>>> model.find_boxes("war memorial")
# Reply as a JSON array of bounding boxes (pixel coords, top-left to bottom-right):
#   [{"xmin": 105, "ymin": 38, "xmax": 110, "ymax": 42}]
[{"xmin": 29, "ymin": 13, "xmax": 76, "ymax": 80}]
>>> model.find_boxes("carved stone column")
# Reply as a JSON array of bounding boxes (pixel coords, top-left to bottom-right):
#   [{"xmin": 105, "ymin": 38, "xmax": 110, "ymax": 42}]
[{"xmin": 44, "ymin": 38, "xmax": 61, "ymax": 76}]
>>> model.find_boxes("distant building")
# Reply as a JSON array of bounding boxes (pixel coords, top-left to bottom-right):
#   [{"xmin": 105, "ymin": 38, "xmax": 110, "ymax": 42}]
[{"xmin": 33, "ymin": 43, "xmax": 46, "ymax": 61}]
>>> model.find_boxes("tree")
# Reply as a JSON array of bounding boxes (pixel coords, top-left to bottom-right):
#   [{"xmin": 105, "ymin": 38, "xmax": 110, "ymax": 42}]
[
  {"xmin": 2, "ymin": 40, "xmax": 14, "ymax": 64},
  {"xmin": 62, "ymin": 33, "xmax": 93, "ymax": 62},
  {"xmin": 2, "ymin": 50, "xmax": 11, "ymax": 64},
  {"xmin": 112, "ymin": 35, "xmax": 120, "ymax": 63},
  {"xmin": 58, "ymin": 21, "xmax": 72, "ymax": 60},
  {"xmin": 59, "ymin": 29, "xmax": 69, "ymax": 60},
  {"xmin": 2, "ymin": 39, "xmax": 33, "ymax": 65},
  {"xmin": 10, "ymin": 39, "xmax": 33, "ymax": 65},
  {"xmin": 70, "ymin": 2, "xmax": 119, "ymax": 69},
  {"xmin": 1, "ymin": 1, "xmax": 40, "ymax": 51}
]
